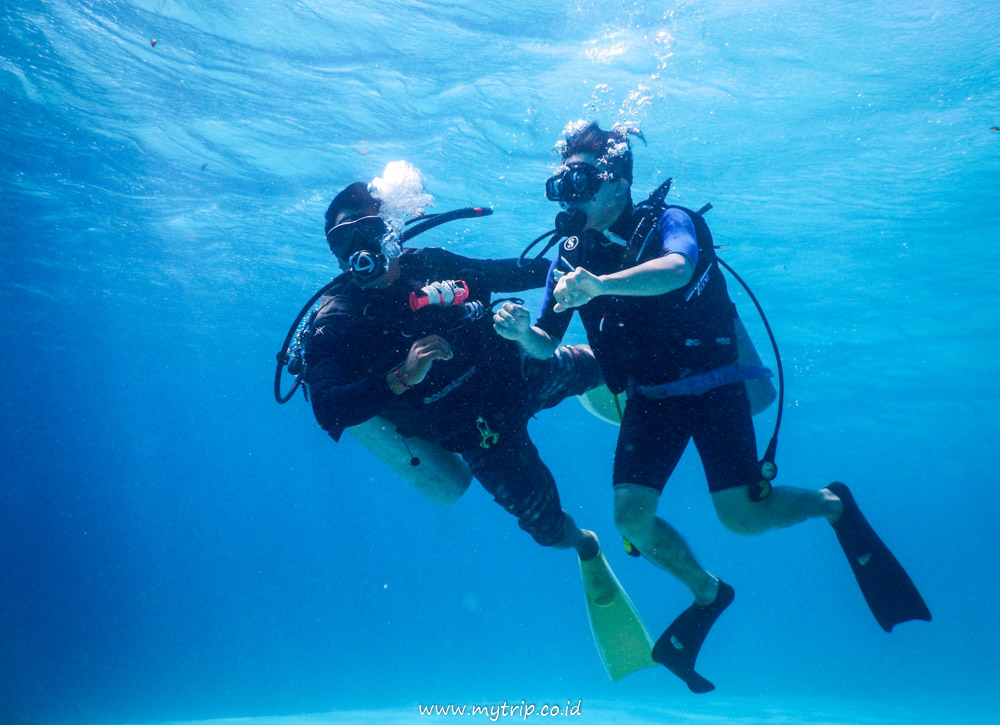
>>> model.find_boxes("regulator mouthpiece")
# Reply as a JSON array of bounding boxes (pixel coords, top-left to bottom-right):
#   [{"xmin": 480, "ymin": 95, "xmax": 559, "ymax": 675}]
[
  {"xmin": 348, "ymin": 249, "xmax": 390, "ymax": 283},
  {"xmin": 555, "ymin": 208, "xmax": 586, "ymax": 238}
]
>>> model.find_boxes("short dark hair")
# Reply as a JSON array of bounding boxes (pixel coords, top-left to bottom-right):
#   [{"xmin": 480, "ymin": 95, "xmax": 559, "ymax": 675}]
[
  {"xmin": 324, "ymin": 182, "xmax": 380, "ymax": 239},
  {"xmin": 559, "ymin": 122, "xmax": 633, "ymax": 183}
]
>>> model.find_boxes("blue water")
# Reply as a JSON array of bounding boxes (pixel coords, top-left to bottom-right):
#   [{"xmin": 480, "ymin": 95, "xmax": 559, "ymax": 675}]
[{"xmin": 3, "ymin": 1, "xmax": 999, "ymax": 723}]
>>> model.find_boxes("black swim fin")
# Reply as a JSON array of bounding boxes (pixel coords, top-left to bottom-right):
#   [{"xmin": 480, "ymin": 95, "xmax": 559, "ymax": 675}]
[
  {"xmin": 652, "ymin": 581, "xmax": 735, "ymax": 693},
  {"xmin": 827, "ymin": 482, "xmax": 931, "ymax": 632}
]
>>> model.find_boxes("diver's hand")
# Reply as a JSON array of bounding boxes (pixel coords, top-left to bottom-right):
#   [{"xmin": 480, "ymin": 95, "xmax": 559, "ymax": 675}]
[
  {"xmin": 399, "ymin": 335, "xmax": 453, "ymax": 386},
  {"xmin": 493, "ymin": 302, "xmax": 531, "ymax": 341},
  {"xmin": 552, "ymin": 266, "xmax": 604, "ymax": 313}
]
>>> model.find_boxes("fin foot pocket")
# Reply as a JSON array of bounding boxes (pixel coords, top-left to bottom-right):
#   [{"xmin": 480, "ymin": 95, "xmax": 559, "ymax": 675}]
[{"xmin": 652, "ymin": 581, "xmax": 734, "ymax": 693}]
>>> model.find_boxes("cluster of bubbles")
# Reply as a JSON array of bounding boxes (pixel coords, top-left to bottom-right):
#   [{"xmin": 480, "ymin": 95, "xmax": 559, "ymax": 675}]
[
  {"xmin": 369, "ymin": 160, "xmax": 434, "ymax": 257},
  {"xmin": 550, "ymin": 118, "xmax": 643, "ymax": 177},
  {"xmin": 577, "ymin": 6, "xmax": 679, "ymax": 146},
  {"xmin": 556, "ymin": 3, "xmax": 679, "ymax": 171},
  {"xmin": 651, "ymin": 29, "xmax": 675, "ymax": 79}
]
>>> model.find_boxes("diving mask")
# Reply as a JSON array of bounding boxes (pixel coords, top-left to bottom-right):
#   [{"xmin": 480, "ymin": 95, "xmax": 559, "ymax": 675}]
[
  {"xmin": 545, "ymin": 162, "xmax": 619, "ymax": 203},
  {"xmin": 326, "ymin": 214, "xmax": 400, "ymax": 283}
]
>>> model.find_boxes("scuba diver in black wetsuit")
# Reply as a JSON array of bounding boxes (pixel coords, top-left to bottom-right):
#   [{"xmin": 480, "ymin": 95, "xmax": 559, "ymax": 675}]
[
  {"xmin": 496, "ymin": 122, "xmax": 930, "ymax": 693},
  {"xmin": 303, "ymin": 180, "xmax": 604, "ymax": 557}
]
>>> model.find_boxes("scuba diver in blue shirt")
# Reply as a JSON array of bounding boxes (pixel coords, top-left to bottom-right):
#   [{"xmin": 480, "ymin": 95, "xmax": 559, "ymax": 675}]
[{"xmin": 494, "ymin": 121, "xmax": 930, "ymax": 693}]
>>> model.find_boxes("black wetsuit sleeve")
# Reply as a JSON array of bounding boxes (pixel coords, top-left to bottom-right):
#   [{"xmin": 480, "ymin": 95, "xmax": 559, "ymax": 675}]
[
  {"xmin": 424, "ymin": 248, "xmax": 550, "ymax": 292},
  {"xmin": 480, "ymin": 255, "xmax": 551, "ymax": 292},
  {"xmin": 308, "ymin": 363, "xmax": 394, "ymax": 442},
  {"xmin": 534, "ymin": 255, "xmax": 573, "ymax": 341},
  {"xmin": 305, "ymin": 308, "xmax": 395, "ymax": 442}
]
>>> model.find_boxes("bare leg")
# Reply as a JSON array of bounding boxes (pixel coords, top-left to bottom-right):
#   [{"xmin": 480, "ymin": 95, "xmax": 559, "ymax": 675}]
[
  {"xmin": 614, "ymin": 484, "xmax": 734, "ymax": 693},
  {"xmin": 613, "ymin": 484, "xmax": 719, "ymax": 605},
  {"xmin": 712, "ymin": 484, "xmax": 842, "ymax": 536}
]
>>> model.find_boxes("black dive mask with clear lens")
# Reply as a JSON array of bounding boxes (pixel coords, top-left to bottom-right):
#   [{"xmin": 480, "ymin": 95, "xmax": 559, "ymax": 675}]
[
  {"xmin": 326, "ymin": 215, "xmax": 393, "ymax": 282},
  {"xmin": 545, "ymin": 162, "xmax": 615, "ymax": 203},
  {"xmin": 327, "ymin": 215, "xmax": 387, "ymax": 256}
]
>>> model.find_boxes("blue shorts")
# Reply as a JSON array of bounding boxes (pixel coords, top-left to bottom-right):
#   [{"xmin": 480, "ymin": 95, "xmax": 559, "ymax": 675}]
[{"xmin": 613, "ymin": 381, "xmax": 760, "ymax": 493}]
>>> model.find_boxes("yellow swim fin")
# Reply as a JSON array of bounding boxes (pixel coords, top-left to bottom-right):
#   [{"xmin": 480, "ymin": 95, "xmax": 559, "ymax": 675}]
[{"xmin": 579, "ymin": 547, "xmax": 656, "ymax": 681}]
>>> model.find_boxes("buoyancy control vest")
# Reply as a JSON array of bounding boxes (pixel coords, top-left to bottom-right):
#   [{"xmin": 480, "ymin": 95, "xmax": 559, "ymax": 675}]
[{"xmin": 560, "ymin": 202, "xmax": 738, "ymax": 393}]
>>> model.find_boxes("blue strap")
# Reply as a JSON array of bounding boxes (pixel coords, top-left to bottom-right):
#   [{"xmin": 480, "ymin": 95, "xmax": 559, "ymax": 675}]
[{"xmin": 635, "ymin": 365, "xmax": 773, "ymax": 399}]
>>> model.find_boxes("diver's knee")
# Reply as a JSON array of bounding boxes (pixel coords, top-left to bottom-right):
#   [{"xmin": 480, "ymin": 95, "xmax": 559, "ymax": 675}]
[
  {"xmin": 714, "ymin": 486, "xmax": 768, "ymax": 536},
  {"xmin": 614, "ymin": 505, "xmax": 654, "ymax": 541},
  {"xmin": 613, "ymin": 483, "xmax": 661, "ymax": 542}
]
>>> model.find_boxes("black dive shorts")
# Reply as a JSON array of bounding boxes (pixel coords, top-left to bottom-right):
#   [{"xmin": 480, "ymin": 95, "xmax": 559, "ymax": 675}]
[
  {"xmin": 461, "ymin": 425, "xmax": 565, "ymax": 547},
  {"xmin": 613, "ymin": 381, "xmax": 760, "ymax": 493}
]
